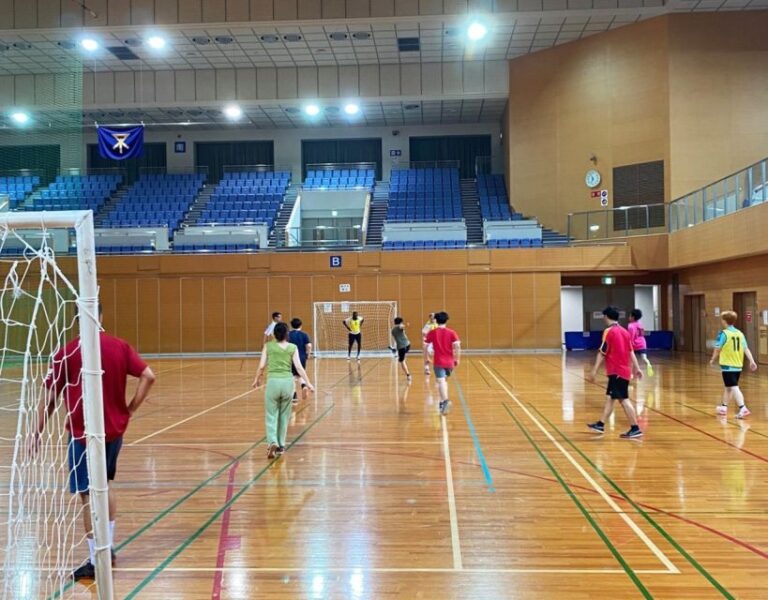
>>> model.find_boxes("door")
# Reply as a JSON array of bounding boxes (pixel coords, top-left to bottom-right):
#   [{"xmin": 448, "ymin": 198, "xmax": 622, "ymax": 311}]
[
  {"xmin": 733, "ymin": 292, "xmax": 758, "ymax": 353},
  {"xmin": 684, "ymin": 294, "xmax": 707, "ymax": 353}
]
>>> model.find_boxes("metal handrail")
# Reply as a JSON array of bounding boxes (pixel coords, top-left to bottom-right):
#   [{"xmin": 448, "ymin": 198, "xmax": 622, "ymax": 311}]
[{"xmin": 567, "ymin": 204, "xmax": 665, "ymax": 241}]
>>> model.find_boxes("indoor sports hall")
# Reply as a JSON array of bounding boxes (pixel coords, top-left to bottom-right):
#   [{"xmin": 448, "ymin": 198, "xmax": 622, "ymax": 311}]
[{"xmin": 0, "ymin": 1, "xmax": 767, "ymax": 599}]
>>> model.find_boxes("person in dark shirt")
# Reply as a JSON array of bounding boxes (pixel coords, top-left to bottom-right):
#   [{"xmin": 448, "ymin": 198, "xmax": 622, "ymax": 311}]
[
  {"xmin": 391, "ymin": 317, "xmax": 412, "ymax": 382},
  {"xmin": 288, "ymin": 317, "xmax": 313, "ymax": 403}
]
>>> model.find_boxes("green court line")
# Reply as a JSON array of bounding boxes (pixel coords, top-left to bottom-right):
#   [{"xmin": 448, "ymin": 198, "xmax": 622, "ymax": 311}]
[
  {"xmin": 531, "ymin": 405, "xmax": 735, "ymax": 600},
  {"xmin": 502, "ymin": 402, "xmax": 654, "ymax": 600},
  {"xmin": 124, "ymin": 402, "xmax": 335, "ymax": 599}
]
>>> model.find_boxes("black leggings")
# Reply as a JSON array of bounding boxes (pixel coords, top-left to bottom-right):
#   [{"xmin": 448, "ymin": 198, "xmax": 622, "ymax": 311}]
[{"xmin": 348, "ymin": 333, "xmax": 362, "ymax": 356}]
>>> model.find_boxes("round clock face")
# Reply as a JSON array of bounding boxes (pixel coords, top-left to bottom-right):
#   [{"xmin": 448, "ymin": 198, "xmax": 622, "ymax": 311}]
[{"xmin": 585, "ymin": 169, "xmax": 601, "ymax": 188}]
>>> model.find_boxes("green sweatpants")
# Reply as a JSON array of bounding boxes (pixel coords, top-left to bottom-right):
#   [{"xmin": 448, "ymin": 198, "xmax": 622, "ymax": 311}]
[{"xmin": 265, "ymin": 377, "xmax": 295, "ymax": 447}]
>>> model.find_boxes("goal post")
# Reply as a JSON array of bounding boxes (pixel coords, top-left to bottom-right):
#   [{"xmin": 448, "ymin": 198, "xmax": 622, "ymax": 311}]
[
  {"xmin": 0, "ymin": 211, "xmax": 113, "ymax": 600},
  {"xmin": 313, "ymin": 301, "xmax": 398, "ymax": 357}
]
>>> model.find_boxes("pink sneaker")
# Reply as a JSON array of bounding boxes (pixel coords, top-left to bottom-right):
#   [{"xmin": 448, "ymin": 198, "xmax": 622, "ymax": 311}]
[
  {"xmin": 716, "ymin": 405, "xmax": 728, "ymax": 415},
  {"xmin": 736, "ymin": 406, "xmax": 751, "ymax": 419}
]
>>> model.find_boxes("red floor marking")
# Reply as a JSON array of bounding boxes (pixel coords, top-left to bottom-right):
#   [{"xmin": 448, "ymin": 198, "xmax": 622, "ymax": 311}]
[{"xmin": 211, "ymin": 462, "xmax": 242, "ymax": 600}]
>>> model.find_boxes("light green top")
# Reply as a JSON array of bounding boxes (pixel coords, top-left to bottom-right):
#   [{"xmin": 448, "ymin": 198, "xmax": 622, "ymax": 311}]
[{"xmin": 267, "ymin": 340, "xmax": 297, "ymax": 379}]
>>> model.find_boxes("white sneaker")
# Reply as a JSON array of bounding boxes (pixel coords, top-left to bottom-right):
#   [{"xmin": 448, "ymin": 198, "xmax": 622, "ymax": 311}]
[
  {"xmin": 716, "ymin": 405, "xmax": 728, "ymax": 415},
  {"xmin": 736, "ymin": 406, "xmax": 751, "ymax": 419},
  {"xmin": 424, "ymin": 366, "xmax": 430, "ymax": 374}
]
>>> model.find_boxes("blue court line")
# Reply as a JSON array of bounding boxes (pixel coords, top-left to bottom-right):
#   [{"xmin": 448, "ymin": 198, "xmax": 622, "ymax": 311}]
[{"xmin": 453, "ymin": 380, "xmax": 495, "ymax": 492}]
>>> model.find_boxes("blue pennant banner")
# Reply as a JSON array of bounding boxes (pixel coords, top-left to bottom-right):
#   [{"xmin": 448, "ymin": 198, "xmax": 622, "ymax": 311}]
[{"xmin": 97, "ymin": 125, "xmax": 144, "ymax": 161}]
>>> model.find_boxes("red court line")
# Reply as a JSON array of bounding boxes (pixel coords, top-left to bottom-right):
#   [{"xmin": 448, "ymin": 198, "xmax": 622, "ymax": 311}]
[
  {"xmin": 318, "ymin": 444, "xmax": 768, "ymax": 562},
  {"xmin": 212, "ymin": 461, "xmax": 241, "ymax": 600}
]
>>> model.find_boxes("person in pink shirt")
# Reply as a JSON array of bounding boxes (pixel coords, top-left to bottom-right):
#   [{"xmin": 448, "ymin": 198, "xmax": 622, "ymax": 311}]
[{"xmin": 629, "ymin": 309, "xmax": 654, "ymax": 377}]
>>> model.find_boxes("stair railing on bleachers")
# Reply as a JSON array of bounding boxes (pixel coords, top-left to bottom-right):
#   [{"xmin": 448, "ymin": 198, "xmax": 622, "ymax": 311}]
[{"xmin": 474, "ymin": 156, "xmax": 492, "ymax": 177}]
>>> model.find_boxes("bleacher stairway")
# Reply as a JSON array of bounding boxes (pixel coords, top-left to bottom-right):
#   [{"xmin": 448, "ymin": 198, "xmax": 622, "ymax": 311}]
[
  {"xmin": 184, "ymin": 184, "xmax": 216, "ymax": 225},
  {"xmin": 365, "ymin": 182, "xmax": 388, "ymax": 247},
  {"xmin": 269, "ymin": 185, "xmax": 299, "ymax": 247},
  {"xmin": 460, "ymin": 179, "xmax": 484, "ymax": 245},
  {"xmin": 94, "ymin": 182, "xmax": 132, "ymax": 227}
]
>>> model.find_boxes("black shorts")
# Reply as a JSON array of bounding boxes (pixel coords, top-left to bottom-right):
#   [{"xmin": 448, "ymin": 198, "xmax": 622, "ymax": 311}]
[
  {"xmin": 606, "ymin": 375, "xmax": 630, "ymax": 400},
  {"xmin": 69, "ymin": 436, "xmax": 123, "ymax": 494},
  {"xmin": 348, "ymin": 333, "xmax": 362, "ymax": 344},
  {"xmin": 397, "ymin": 345, "xmax": 411, "ymax": 362},
  {"xmin": 635, "ymin": 349, "xmax": 647, "ymax": 356},
  {"xmin": 722, "ymin": 371, "xmax": 741, "ymax": 388},
  {"xmin": 291, "ymin": 358, "xmax": 307, "ymax": 378}
]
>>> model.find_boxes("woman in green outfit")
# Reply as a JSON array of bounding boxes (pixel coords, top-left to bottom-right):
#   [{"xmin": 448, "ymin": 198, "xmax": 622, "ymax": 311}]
[{"xmin": 253, "ymin": 322, "xmax": 314, "ymax": 458}]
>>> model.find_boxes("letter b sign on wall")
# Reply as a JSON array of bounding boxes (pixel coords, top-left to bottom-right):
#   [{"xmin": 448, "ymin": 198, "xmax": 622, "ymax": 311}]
[{"xmin": 330, "ymin": 256, "xmax": 342, "ymax": 268}]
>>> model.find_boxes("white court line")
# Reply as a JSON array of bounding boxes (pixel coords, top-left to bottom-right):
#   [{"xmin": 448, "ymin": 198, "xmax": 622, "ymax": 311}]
[
  {"xmin": 112, "ymin": 567, "xmax": 675, "ymax": 575},
  {"xmin": 441, "ymin": 413, "xmax": 463, "ymax": 570},
  {"xmin": 480, "ymin": 361, "xmax": 680, "ymax": 575},
  {"xmin": 128, "ymin": 389, "xmax": 255, "ymax": 446}
]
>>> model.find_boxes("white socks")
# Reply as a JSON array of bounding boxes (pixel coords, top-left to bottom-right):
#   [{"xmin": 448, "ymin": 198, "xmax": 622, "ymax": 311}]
[
  {"xmin": 87, "ymin": 538, "xmax": 96, "ymax": 565},
  {"xmin": 109, "ymin": 520, "xmax": 115, "ymax": 548}
]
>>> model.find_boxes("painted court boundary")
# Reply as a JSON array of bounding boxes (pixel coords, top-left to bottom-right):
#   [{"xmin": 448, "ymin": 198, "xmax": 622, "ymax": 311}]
[{"xmin": 453, "ymin": 379, "xmax": 495, "ymax": 492}]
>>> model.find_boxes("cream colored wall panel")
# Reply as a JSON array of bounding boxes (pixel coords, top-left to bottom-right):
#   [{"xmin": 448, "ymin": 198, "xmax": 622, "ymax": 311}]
[
  {"xmin": 131, "ymin": 0, "xmax": 155, "ymax": 25},
  {"xmin": 175, "ymin": 70, "xmax": 196, "ymax": 102},
  {"xmin": 13, "ymin": 0, "xmax": 35, "ymax": 27},
  {"xmin": 395, "ymin": 0, "xmax": 418, "ymax": 16},
  {"xmin": 463, "ymin": 61, "xmax": 484, "ymax": 93},
  {"xmin": 339, "ymin": 66, "xmax": 359, "ymax": 97},
  {"xmin": 380, "ymin": 64, "xmax": 400, "ymax": 96},
  {"xmin": 275, "ymin": 0, "xmax": 298, "ymax": 19},
  {"xmin": 250, "ymin": 0, "xmax": 273, "ymax": 19},
  {"xmin": 421, "ymin": 63, "xmax": 442, "ymax": 95},
  {"xmin": 115, "ymin": 72, "xmax": 136, "ymax": 104},
  {"xmin": 297, "ymin": 67, "xmax": 319, "ymax": 98},
  {"xmin": 485, "ymin": 61, "xmax": 508, "ymax": 94},
  {"xmin": 298, "ymin": 0, "xmax": 321, "ymax": 18},
  {"xmin": 203, "ymin": 0, "xmax": 226, "ymax": 22},
  {"xmin": 195, "ymin": 70, "xmax": 216, "ymax": 102},
  {"xmin": 322, "ymin": 0, "xmax": 345, "ymax": 18},
  {"xmin": 179, "ymin": 0, "xmax": 203, "ymax": 23},
  {"xmin": 81, "ymin": 72, "xmax": 95, "ymax": 105},
  {"xmin": 318, "ymin": 66, "xmax": 339, "ymax": 98},
  {"xmin": 216, "ymin": 69, "xmax": 237, "ymax": 100},
  {"xmin": 14, "ymin": 75, "xmax": 34, "ymax": 105},
  {"xmin": 277, "ymin": 68, "xmax": 298, "ymax": 99},
  {"xmin": 0, "ymin": 77, "xmax": 13, "ymax": 106},
  {"xmin": 444, "ymin": 0, "xmax": 469, "ymax": 13},
  {"xmin": 346, "ymin": 0, "xmax": 369, "ymax": 17},
  {"xmin": 420, "ymin": 0, "xmax": 443, "ymax": 14},
  {"xmin": 55, "ymin": 74, "xmax": 77, "ymax": 105},
  {"xmin": 496, "ymin": 0, "xmax": 518, "ymax": 9},
  {"xmin": 236, "ymin": 69, "xmax": 258, "ymax": 100},
  {"xmin": 257, "ymin": 68, "xmax": 277, "ymax": 99},
  {"xmin": 94, "ymin": 72, "xmax": 115, "ymax": 104},
  {"xmin": 138, "ymin": 71, "xmax": 156, "ymax": 103},
  {"xmin": 469, "ymin": 0, "xmax": 493, "ymax": 11},
  {"xmin": 442, "ymin": 62, "xmax": 462, "ymax": 93},
  {"xmin": 370, "ymin": 0, "xmax": 395, "ymax": 17},
  {"xmin": 60, "ymin": 0, "xmax": 84, "ymax": 27},
  {"xmin": 106, "ymin": 0, "xmax": 130, "ymax": 24},
  {"xmin": 226, "ymin": 0, "xmax": 250, "ymax": 21},
  {"xmin": 36, "ymin": 0, "xmax": 60, "ymax": 27},
  {"xmin": 155, "ymin": 71, "xmax": 175, "ymax": 103},
  {"xmin": 400, "ymin": 64, "xmax": 421, "ymax": 96},
  {"xmin": 155, "ymin": 0, "xmax": 179, "ymax": 24},
  {"xmin": 34, "ymin": 74, "xmax": 54, "ymax": 104},
  {"xmin": 359, "ymin": 65, "xmax": 380, "ymax": 97}
]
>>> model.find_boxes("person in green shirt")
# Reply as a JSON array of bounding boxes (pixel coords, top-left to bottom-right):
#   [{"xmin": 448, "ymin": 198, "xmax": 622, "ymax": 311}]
[
  {"xmin": 253, "ymin": 322, "xmax": 314, "ymax": 458},
  {"xmin": 391, "ymin": 317, "xmax": 412, "ymax": 382}
]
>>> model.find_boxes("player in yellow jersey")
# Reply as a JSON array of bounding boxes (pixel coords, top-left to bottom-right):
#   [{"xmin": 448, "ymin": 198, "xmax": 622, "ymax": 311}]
[
  {"xmin": 710, "ymin": 311, "xmax": 757, "ymax": 419},
  {"xmin": 343, "ymin": 311, "xmax": 364, "ymax": 362},
  {"xmin": 421, "ymin": 313, "xmax": 437, "ymax": 374}
]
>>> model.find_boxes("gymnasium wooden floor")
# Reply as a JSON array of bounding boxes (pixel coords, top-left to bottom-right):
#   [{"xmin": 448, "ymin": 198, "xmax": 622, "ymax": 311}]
[{"xmin": 5, "ymin": 351, "xmax": 768, "ymax": 599}]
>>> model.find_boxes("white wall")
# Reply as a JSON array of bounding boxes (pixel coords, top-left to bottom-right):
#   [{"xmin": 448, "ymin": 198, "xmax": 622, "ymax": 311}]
[
  {"xmin": 634, "ymin": 285, "xmax": 659, "ymax": 330},
  {"xmin": 560, "ymin": 286, "xmax": 584, "ymax": 343}
]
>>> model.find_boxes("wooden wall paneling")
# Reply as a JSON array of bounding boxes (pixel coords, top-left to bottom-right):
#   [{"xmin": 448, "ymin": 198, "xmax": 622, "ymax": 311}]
[
  {"xmin": 158, "ymin": 278, "xmax": 182, "ymax": 354},
  {"xmin": 113, "ymin": 279, "xmax": 138, "ymax": 348},
  {"xmin": 224, "ymin": 278, "xmax": 248, "ymax": 352},
  {"xmin": 443, "ymin": 274, "xmax": 468, "ymax": 346},
  {"xmin": 311, "ymin": 274, "xmax": 337, "ymax": 304},
  {"xmin": 288, "ymin": 276, "xmax": 313, "ymax": 337},
  {"xmin": 353, "ymin": 274, "xmax": 378, "ymax": 302},
  {"xmin": 246, "ymin": 277, "xmax": 269, "ymax": 352},
  {"xmin": 488, "ymin": 273, "xmax": 513, "ymax": 349},
  {"xmin": 466, "ymin": 273, "xmax": 491, "ymax": 349},
  {"xmin": 376, "ymin": 275, "xmax": 400, "ymax": 304},
  {"xmin": 98, "ymin": 278, "xmax": 117, "ymax": 339},
  {"xmin": 180, "ymin": 278, "xmax": 204, "ymax": 353},
  {"xmin": 421, "ymin": 273, "xmax": 444, "ymax": 324},
  {"xmin": 137, "ymin": 278, "xmax": 159, "ymax": 354},
  {"xmin": 399, "ymin": 275, "xmax": 424, "ymax": 347},
  {"xmin": 202, "ymin": 278, "xmax": 226, "ymax": 352},
  {"xmin": 535, "ymin": 273, "xmax": 562, "ymax": 348},
  {"xmin": 511, "ymin": 273, "xmax": 536, "ymax": 349},
  {"xmin": 268, "ymin": 276, "xmax": 292, "ymax": 327}
]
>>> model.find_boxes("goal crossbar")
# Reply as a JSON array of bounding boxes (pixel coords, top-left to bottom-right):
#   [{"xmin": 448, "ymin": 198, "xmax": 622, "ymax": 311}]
[{"xmin": 313, "ymin": 300, "xmax": 397, "ymax": 357}]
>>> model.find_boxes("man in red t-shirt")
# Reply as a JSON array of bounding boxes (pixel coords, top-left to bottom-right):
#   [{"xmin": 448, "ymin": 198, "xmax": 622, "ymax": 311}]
[
  {"xmin": 37, "ymin": 305, "xmax": 155, "ymax": 581},
  {"xmin": 424, "ymin": 311, "xmax": 461, "ymax": 414},
  {"xmin": 587, "ymin": 306, "xmax": 643, "ymax": 439}
]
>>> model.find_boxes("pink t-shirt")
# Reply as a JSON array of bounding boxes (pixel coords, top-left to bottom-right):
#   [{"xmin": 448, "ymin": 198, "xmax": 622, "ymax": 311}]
[{"xmin": 628, "ymin": 321, "xmax": 647, "ymax": 351}]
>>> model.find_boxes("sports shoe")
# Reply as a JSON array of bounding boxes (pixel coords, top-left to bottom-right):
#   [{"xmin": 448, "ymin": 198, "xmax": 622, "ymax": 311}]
[
  {"xmin": 346, "ymin": 356, "xmax": 351, "ymax": 362},
  {"xmin": 620, "ymin": 427, "xmax": 643, "ymax": 439},
  {"xmin": 276, "ymin": 446, "xmax": 286, "ymax": 456},
  {"xmin": 267, "ymin": 443, "xmax": 278, "ymax": 459},
  {"xmin": 424, "ymin": 365, "xmax": 430, "ymax": 375},
  {"xmin": 406, "ymin": 374, "xmax": 412, "ymax": 383},
  {"xmin": 736, "ymin": 406, "xmax": 751, "ymax": 419},
  {"xmin": 716, "ymin": 404, "xmax": 728, "ymax": 415},
  {"xmin": 111, "ymin": 548, "xmax": 116, "ymax": 567},
  {"xmin": 587, "ymin": 421, "xmax": 605, "ymax": 433},
  {"xmin": 72, "ymin": 561, "xmax": 95, "ymax": 581},
  {"xmin": 439, "ymin": 400, "xmax": 448, "ymax": 414},
  {"xmin": 646, "ymin": 365, "xmax": 654, "ymax": 377}
]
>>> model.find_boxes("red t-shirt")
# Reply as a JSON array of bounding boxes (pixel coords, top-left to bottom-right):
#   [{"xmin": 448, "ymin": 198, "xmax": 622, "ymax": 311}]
[
  {"xmin": 600, "ymin": 324, "xmax": 632, "ymax": 380},
  {"xmin": 47, "ymin": 333, "xmax": 148, "ymax": 442},
  {"xmin": 425, "ymin": 327, "xmax": 460, "ymax": 369}
]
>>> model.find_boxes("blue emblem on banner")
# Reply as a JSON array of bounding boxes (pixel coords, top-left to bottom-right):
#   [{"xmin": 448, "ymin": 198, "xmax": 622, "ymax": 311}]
[{"xmin": 97, "ymin": 125, "xmax": 144, "ymax": 160}]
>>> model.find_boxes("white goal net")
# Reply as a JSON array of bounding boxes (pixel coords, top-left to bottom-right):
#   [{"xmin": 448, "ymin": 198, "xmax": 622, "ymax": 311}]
[
  {"xmin": 313, "ymin": 301, "xmax": 397, "ymax": 357},
  {"xmin": 0, "ymin": 212, "xmax": 112, "ymax": 599}
]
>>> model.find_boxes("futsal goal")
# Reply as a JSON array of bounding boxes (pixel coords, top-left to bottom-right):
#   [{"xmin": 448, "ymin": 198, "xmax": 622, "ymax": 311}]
[
  {"xmin": 0, "ymin": 212, "xmax": 113, "ymax": 599},
  {"xmin": 313, "ymin": 301, "xmax": 397, "ymax": 357}
]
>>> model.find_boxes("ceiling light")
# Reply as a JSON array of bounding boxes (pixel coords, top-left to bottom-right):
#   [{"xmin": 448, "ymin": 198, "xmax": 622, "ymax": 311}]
[
  {"xmin": 223, "ymin": 104, "xmax": 243, "ymax": 120},
  {"xmin": 80, "ymin": 38, "xmax": 99, "ymax": 51},
  {"xmin": 467, "ymin": 22, "xmax": 488, "ymax": 41},
  {"xmin": 344, "ymin": 103, "xmax": 360, "ymax": 116},
  {"xmin": 305, "ymin": 104, "xmax": 320, "ymax": 116},
  {"xmin": 146, "ymin": 36, "xmax": 166, "ymax": 50},
  {"xmin": 10, "ymin": 111, "xmax": 30, "ymax": 125},
  {"xmin": 589, "ymin": 224, "xmax": 600, "ymax": 232}
]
